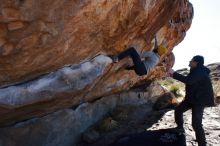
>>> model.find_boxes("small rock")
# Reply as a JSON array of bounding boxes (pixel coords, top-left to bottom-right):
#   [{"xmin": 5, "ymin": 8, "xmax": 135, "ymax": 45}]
[
  {"xmin": 215, "ymin": 96, "xmax": 220, "ymax": 104},
  {"xmin": 8, "ymin": 21, "xmax": 25, "ymax": 31},
  {"xmin": 2, "ymin": 8, "xmax": 21, "ymax": 22},
  {"xmin": 153, "ymin": 92, "xmax": 178, "ymax": 111},
  {"xmin": 147, "ymin": 83, "xmax": 168, "ymax": 102},
  {"xmin": 82, "ymin": 130, "xmax": 100, "ymax": 144},
  {"xmin": 205, "ymin": 132, "xmax": 210, "ymax": 135}
]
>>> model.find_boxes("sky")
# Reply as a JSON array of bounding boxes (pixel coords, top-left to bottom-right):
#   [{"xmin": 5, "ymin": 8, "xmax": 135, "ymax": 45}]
[{"xmin": 173, "ymin": 0, "xmax": 220, "ymax": 70}]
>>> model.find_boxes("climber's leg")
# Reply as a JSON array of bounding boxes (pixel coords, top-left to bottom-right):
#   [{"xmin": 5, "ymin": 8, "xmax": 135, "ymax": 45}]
[
  {"xmin": 117, "ymin": 47, "xmax": 141, "ymax": 63},
  {"xmin": 117, "ymin": 47, "xmax": 147, "ymax": 76}
]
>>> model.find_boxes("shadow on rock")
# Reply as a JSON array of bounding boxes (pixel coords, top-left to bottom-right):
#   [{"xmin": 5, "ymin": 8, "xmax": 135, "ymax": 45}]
[
  {"xmin": 78, "ymin": 104, "xmax": 174, "ymax": 146},
  {"xmin": 111, "ymin": 128, "xmax": 186, "ymax": 146}
]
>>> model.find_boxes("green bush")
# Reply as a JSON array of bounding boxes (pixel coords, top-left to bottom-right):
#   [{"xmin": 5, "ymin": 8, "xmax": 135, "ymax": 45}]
[
  {"xmin": 97, "ymin": 117, "xmax": 118, "ymax": 132},
  {"xmin": 170, "ymin": 85, "xmax": 180, "ymax": 97},
  {"xmin": 155, "ymin": 78, "xmax": 174, "ymax": 86}
]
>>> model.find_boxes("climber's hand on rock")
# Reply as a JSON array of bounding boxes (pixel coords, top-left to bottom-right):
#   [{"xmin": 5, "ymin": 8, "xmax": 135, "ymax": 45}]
[
  {"xmin": 169, "ymin": 68, "xmax": 175, "ymax": 74},
  {"xmin": 168, "ymin": 68, "xmax": 175, "ymax": 77}
]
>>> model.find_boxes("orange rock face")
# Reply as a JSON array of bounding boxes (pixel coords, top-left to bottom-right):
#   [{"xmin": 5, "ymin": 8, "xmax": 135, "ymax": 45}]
[{"xmin": 0, "ymin": 0, "xmax": 193, "ymax": 126}]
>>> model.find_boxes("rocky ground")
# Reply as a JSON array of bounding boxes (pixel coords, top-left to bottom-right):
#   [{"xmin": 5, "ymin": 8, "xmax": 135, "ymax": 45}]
[
  {"xmin": 78, "ymin": 103, "xmax": 173, "ymax": 146},
  {"xmin": 149, "ymin": 103, "xmax": 220, "ymax": 146},
  {"xmin": 148, "ymin": 63, "xmax": 220, "ymax": 146},
  {"xmin": 78, "ymin": 102, "xmax": 220, "ymax": 146}
]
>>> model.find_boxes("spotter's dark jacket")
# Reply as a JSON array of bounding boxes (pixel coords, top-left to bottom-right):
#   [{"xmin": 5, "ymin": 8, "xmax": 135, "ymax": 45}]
[{"xmin": 173, "ymin": 65, "xmax": 215, "ymax": 107}]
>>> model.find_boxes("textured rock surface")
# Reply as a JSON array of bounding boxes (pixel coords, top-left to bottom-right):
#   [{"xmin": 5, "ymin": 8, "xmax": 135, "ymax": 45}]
[
  {"xmin": 208, "ymin": 63, "xmax": 220, "ymax": 99},
  {"xmin": 1, "ymin": 62, "xmax": 219, "ymax": 146},
  {"xmin": 0, "ymin": 0, "xmax": 193, "ymax": 126},
  {"xmin": 0, "ymin": 84, "xmax": 165, "ymax": 146}
]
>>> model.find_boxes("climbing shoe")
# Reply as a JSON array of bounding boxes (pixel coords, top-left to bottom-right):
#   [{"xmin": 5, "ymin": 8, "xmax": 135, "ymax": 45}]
[{"xmin": 108, "ymin": 55, "xmax": 119, "ymax": 63}]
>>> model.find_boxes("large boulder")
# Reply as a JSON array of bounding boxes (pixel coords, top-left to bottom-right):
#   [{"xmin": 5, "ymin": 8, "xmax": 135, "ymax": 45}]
[
  {"xmin": 0, "ymin": 87, "xmax": 164, "ymax": 146},
  {"xmin": 0, "ymin": 0, "xmax": 193, "ymax": 126}
]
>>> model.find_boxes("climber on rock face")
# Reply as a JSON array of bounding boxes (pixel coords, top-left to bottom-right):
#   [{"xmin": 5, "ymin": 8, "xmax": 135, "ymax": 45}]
[
  {"xmin": 109, "ymin": 36, "xmax": 168, "ymax": 76},
  {"xmin": 169, "ymin": 55, "xmax": 215, "ymax": 146}
]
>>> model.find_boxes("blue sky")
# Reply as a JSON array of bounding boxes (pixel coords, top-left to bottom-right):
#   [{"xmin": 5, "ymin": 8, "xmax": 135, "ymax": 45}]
[{"xmin": 173, "ymin": 0, "xmax": 220, "ymax": 69}]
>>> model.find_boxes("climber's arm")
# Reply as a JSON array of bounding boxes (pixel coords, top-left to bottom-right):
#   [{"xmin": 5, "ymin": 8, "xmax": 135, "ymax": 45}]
[{"xmin": 140, "ymin": 35, "xmax": 160, "ymax": 58}]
